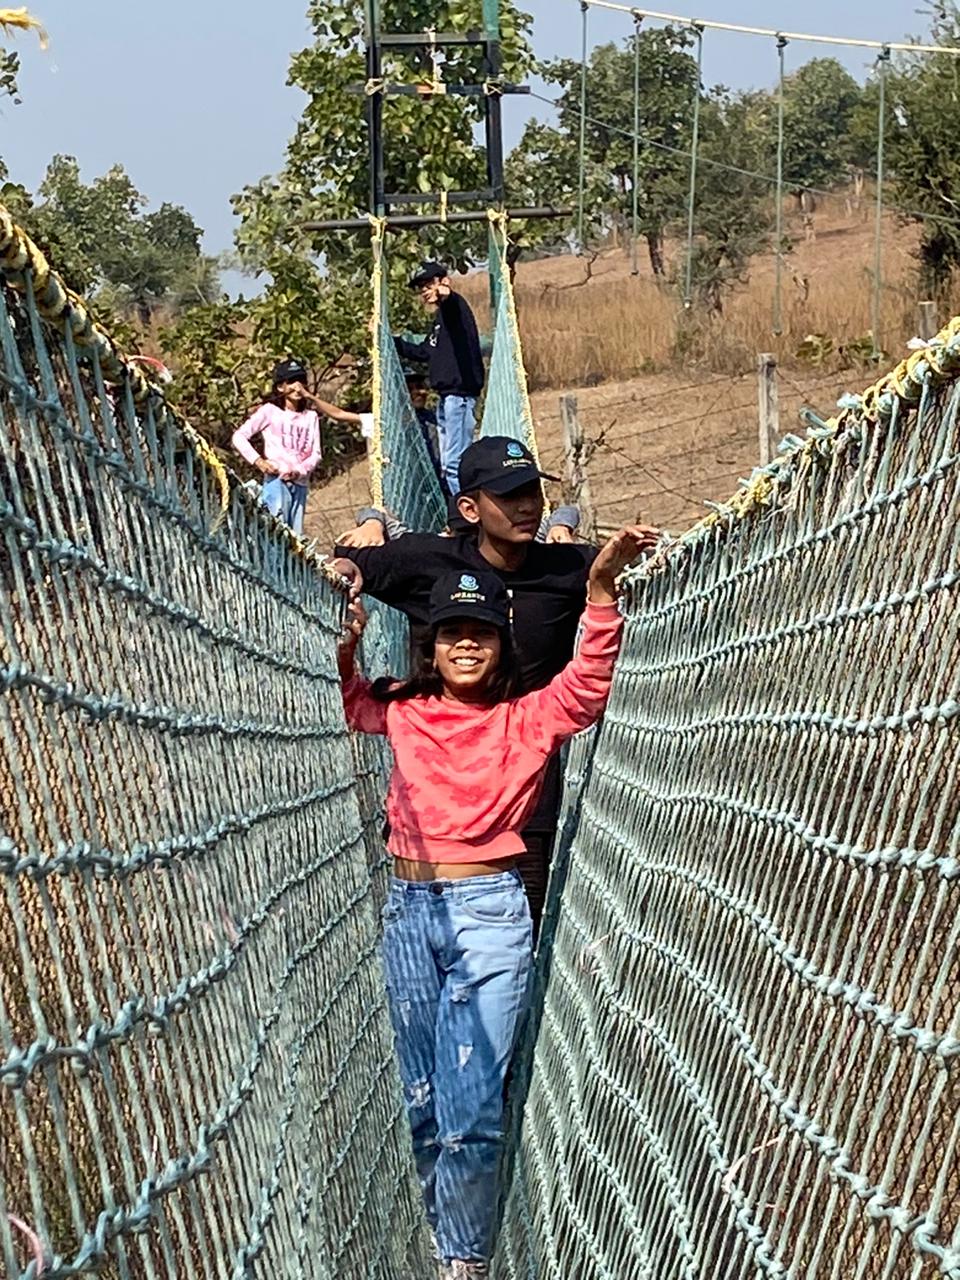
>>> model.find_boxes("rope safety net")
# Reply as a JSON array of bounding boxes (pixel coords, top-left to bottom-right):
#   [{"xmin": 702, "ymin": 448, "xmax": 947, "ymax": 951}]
[
  {"xmin": 480, "ymin": 215, "xmax": 541, "ymax": 455},
  {"xmin": 0, "ymin": 206, "xmax": 431, "ymax": 1280},
  {"xmin": 495, "ymin": 338, "xmax": 960, "ymax": 1278}
]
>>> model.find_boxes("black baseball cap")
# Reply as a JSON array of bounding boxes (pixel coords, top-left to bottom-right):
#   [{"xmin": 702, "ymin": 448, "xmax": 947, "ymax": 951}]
[
  {"xmin": 429, "ymin": 569, "xmax": 510, "ymax": 629},
  {"xmin": 409, "ymin": 261, "xmax": 448, "ymax": 289},
  {"xmin": 458, "ymin": 436, "xmax": 559, "ymax": 496},
  {"xmin": 273, "ymin": 358, "xmax": 308, "ymax": 386}
]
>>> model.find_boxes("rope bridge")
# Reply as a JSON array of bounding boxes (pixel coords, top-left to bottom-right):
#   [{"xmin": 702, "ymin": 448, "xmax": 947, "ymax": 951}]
[{"xmin": 4, "ymin": 186, "xmax": 960, "ymax": 1280}]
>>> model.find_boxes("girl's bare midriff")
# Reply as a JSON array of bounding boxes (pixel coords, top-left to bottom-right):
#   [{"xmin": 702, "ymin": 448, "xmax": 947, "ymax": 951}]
[{"xmin": 393, "ymin": 855, "xmax": 518, "ymax": 882}]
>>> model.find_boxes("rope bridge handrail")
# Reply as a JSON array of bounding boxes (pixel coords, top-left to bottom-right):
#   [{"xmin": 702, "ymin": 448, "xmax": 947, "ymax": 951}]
[
  {"xmin": 0, "ymin": 206, "xmax": 431, "ymax": 1280},
  {"xmin": 494, "ymin": 314, "xmax": 960, "ymax": 1277}
]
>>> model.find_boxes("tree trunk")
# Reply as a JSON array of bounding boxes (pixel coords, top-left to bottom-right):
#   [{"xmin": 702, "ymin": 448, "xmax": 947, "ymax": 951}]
[
  {"xmin": 507, "ymin": 243, "xmax": 521, "ymax": 288},
  {"xmin": 646, "ymin": 230, "xmax": 665, "ymax": 277}
]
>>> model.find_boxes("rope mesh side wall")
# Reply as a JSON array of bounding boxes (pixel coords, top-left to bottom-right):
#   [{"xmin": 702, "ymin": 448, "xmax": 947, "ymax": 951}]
[
  {"xmin": 0, "ymin": 221, "xmax": 430, "ymax": 1279},
  {"xmin": 496, "ymin": 373, "xmax": 960, "ymax": 1278},
  {"xmin": 367, "ymin": 228, "xmax": 446, "ymax": 678},
  {"xmin": 480, "ymin": 220, "xmax": 540, "ymax": 459}
]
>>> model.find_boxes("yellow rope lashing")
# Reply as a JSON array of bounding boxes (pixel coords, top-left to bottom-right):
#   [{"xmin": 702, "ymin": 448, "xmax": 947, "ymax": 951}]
[
  {"xmin": 0, "ymin": 7, "xmax": 48, "ymax": 47},
  {"xmin": 368, "ymin": 216, "xmax": 388, "ymax": 511}
]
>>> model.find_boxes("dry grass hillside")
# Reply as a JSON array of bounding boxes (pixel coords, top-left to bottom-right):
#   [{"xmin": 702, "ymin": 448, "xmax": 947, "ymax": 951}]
[{"xmin": 307, "ymin": 193, "xmax": 945, "ymax": 543}]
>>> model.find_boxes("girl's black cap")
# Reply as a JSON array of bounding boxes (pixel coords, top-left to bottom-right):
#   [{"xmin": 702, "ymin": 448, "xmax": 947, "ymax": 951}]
[
  {"xmin": 429, "ymin": 570, "xmax": 510, "ymax": 629},
  {"xmin": 273, "ymin": 358, "xmax": 308, "ymax": 386}
]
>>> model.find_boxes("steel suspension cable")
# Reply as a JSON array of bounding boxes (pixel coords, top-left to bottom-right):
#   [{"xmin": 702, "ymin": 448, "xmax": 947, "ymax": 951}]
[
  {"xmin": 631, "ymin": 14, "xmax": 642, "ymax": 275},
  {"xmin": 682, "ymin": 25, "xmax": 703, "ymax": 308},
  {"xmin": 578, "ymin": 1, "xmax": 590, "ymax": 249},
  {"xmin": 773, "ymin": 36, "xmax": 788, "ymax": 336},
  {"xmin": 578, "ymin": 0, "xmax": 960, "ymax": 55},
  {"xmin": 872, "ymin": 48, "xmax": 891, "ymax": 360}
]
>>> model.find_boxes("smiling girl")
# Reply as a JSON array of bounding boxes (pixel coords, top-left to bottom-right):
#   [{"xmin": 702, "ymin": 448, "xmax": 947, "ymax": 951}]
[{"xmin": 337, "ymin": 527, "xmax": 648, "ymax": 1279}]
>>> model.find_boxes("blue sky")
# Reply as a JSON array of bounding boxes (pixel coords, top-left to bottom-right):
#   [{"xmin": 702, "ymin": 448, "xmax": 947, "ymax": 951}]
[{"xmin": 0, "ymin": 1, "xmax": 930, "ymax": 266}]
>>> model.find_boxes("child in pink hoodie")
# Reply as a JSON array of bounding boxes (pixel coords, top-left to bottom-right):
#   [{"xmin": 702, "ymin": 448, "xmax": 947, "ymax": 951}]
[
  {"xmin": 338, "ymin": 527, "xmax": 652, "ymax": 1279},
  {"xmin": 232, "ymin": 358, "xmax": 363, "ymax": 535}
]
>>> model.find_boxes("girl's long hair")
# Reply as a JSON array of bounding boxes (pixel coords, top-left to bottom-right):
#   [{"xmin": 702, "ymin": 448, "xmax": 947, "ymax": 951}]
[{"xmin": 372, "ymin": 625, "xmax": 521, "ymax": 706}]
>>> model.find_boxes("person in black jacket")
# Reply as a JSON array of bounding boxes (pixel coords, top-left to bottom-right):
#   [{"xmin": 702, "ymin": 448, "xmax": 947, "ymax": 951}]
[
  {"xmin": 395, "ymin": 261, "xmax": 484, "ymax": 497},
  {"xmin": 331, "ymin": 437, "xmax": 660, "ymax": 932}
]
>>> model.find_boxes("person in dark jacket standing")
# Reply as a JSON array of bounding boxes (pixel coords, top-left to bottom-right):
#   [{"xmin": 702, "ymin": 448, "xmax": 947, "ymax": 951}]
[{"xmin": 395, "ymin": 261, "xmax": 485, "ymax": 497}]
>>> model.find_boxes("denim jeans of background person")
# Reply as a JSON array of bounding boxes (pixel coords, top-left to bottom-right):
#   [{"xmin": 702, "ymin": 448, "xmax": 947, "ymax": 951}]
[
  {"xmin": 261, "ymin": 474, "xmax": 307, "ymax": 535},
  {"xmin": 381, "ymin": 872, "xmax": 531, "ymax": 1263},
  {"xmin": 436, "ymin": 394, "xmax": 478, "ymax": 496}
]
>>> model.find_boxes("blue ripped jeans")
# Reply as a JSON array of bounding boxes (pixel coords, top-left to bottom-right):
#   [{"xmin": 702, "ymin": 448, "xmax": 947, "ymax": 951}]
[{"xmin": 381, "ymin": 871, "xmax": 532, "ymax": 1263}]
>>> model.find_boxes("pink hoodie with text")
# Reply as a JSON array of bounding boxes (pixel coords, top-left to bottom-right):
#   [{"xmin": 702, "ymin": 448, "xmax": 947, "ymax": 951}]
[{"xmin": 232, "ymin": 403, "xmax": 322, "ymax": 480}]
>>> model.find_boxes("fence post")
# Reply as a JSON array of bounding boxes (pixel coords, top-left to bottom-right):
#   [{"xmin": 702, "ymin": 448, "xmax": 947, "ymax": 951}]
[
  {"xmin": 757, "ymin": 353, "xmax": 780, "ymax": 467},
  {"xmin": 918, "ymin": 300, "xmax": 938, "ymax": 341},
  {"xmin": 559, "ymin": 393, "xmax": 598, "ymax": 543}
]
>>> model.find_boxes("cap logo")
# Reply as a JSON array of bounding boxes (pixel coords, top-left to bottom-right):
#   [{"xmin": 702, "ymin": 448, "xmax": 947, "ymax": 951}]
[
  {"xmin": 459, "ymin": 574, "xmax": 479, "ymax": 592},
  {"xmin": 506, "ymin": 441, "xmax": 524, "ymax": 459}
]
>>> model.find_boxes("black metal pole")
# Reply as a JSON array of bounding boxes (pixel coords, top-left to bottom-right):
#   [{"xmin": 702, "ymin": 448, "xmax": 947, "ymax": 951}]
[
  {"xmin": 483, "ymin": 0, "xmax": 506, "ymax": 207},
  {"xmin": 364, "ymin": 0, "xmax": 385, "ymax": 216},
  {"xmin": 303, "ymin": 207, "xmax": 572, "ymax": 233}
]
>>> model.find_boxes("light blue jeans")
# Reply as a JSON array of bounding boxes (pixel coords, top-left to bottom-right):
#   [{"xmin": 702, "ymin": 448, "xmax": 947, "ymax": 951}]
[
  {"xmin": 437, "ymin": 395, "xmax": 478, "ymax": 495},
  {"xmin": 261, "ymin": 476, "xmax": 307, "ymax": 535},
  {"xmin": 381, "ymin": 871, "xmax": 532, "ymax": 1263}
]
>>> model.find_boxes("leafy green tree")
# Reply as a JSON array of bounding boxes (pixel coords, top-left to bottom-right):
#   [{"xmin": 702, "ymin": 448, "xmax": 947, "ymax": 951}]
[
  {"xmin": 507, "ymin": 29, "xmax": 698, "ymax": 273},
  {"xmin": 161, "ymin": 300, "xmax": 256, "ymax": 452},
  {"xmin": 1, "ymin": 44, "xmax": 21, "ymax": 181},
  {"xmin": 234, "ymin": 0, "xmax": 534, "ymax": 276},
  {"xmin": 12, "ymin": 157, "xmax": 220, "ymax": 322},
  {"xmin": 780, "ymin": 59, "xmax": 866, "ymax": 191},
  {"xmin": 684, "ymin": 89, "xmax": 771, "ymax": 313},
  {"xmin": 874, "ymin": 2, "xmax": 960, "ymax": 291}
]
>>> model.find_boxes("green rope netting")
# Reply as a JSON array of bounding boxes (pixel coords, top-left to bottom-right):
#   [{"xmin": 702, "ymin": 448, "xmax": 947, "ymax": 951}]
[
  {"xmin": 0, "ymin": 214, "xmax": 430, "ymax": 1280},
  {"xmin": 370, "ymin": 232, "xmax": 446, "ymax": 535},
  {"xmin": 495, "ymin": 368, "xmax": 960, "ymax": 1278},
  {"xmin": 480, "ymin": 221, "xmax": 540, "ymax": 457}
]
